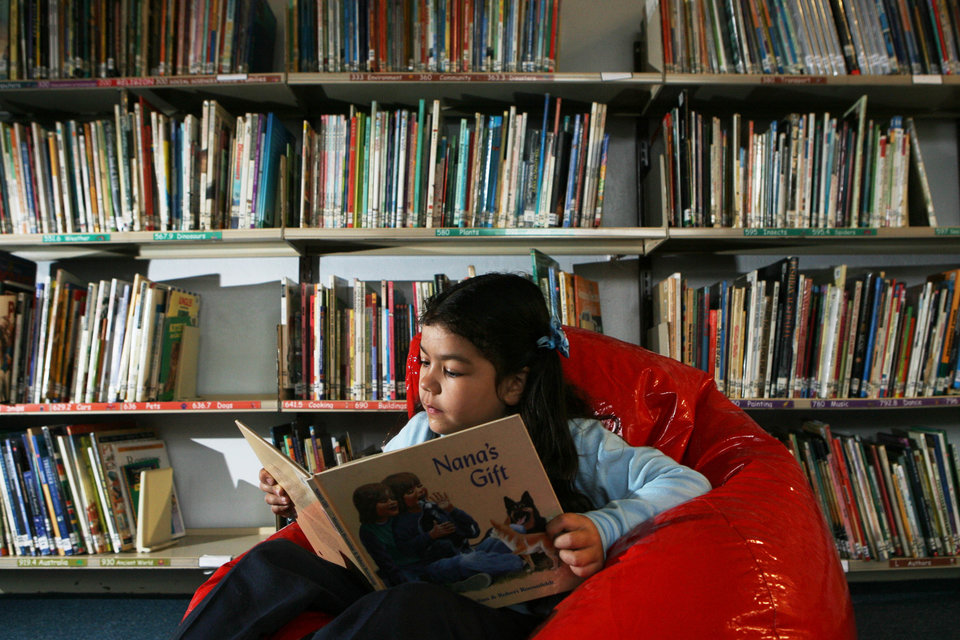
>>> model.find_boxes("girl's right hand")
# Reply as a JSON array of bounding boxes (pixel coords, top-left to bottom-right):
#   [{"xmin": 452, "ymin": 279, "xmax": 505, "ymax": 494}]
[{"xmin": 259, "ymin": 468, "xmax": 297, "ymax": 519}]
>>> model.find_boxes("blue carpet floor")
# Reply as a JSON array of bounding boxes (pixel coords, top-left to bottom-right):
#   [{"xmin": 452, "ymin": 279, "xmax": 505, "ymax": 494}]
[
  {"xmin": 0, "ymin": 595, "xmax": 190, "ymax": 639},
  {"xmin": 2, "ymin": 581, "xmax": 959, "ymax": 639}
]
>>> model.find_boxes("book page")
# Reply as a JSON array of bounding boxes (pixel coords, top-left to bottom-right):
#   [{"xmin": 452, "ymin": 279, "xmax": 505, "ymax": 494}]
[{"xmin": 235, "ymin": 421, "xmax": 355, "ymax": 570}]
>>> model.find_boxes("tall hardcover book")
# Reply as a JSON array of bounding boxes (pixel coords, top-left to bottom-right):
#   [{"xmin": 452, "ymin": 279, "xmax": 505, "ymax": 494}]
[{"xmin": 238, "ymin": 414, "xmax": 582, "ymax": 608}]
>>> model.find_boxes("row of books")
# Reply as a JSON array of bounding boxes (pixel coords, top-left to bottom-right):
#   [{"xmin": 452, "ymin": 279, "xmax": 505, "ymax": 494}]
[
  {"xmin": 270, "ymin": 422, "xmax": 361, "ymax": 476},
  {"xmin": 530, "ymin": 249, "xmax": 603, "ymax": 333},
  {"xmin": 648, "ymin": 259, "xmax": 960, "ymax": 400},
  {"xmin": 0, "ymin": 0, "xmax": 277, "ymax": 81},
  {"xmin": 289, "ymin": 0, "xmax": 561, "ymax": 73},
  {"xmin": 652, "ymin": 94, "xmax": 937, "ymax": 228},
  {"xmin": 1, "ymin": 259, "xmax": 201, "ymax": 406},
  {"xmin": 279, "ymin": 259, "xmax": 604, "ymax": 402},
  {"xmin": 0, "ymin": 96, "xmax": 295, "ymax": 235},
  {"xmin": 658, "ymin": 0, "xmax": 960, "ymax": 76},
  {"xmin": 0, "ymin": 422, "xmax": 184, "ymax": 557},
  {"xmin": 780, "ymin": 421, "xmax": 960, "ymax": 561},
  {"xmin": 280, "ymin": 273, "xmax": 446, "ymax": 402},
  {"xmin": 297, "ymin": 96, "xmax": 610, "ymax": 230}
]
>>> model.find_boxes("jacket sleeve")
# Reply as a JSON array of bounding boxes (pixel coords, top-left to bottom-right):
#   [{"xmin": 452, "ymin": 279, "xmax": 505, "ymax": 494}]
[{"xmin": 572, "ymin": 419, "xmax": 713, "ymax": 555}]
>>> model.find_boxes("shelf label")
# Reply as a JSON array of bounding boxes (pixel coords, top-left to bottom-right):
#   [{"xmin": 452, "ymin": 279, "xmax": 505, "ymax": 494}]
[
  {"xmin": 100, "ymin": 557, "xmax": 171, "ymax": 568},
  {"xmin": 153, "ymin": 231, "xmax": 223, "ymax": 241},
  {"xmin": 934, "ymin": 227, "xmax": 960, "ymax": 236},
  {"xmin": 888, "ymin": 557, "xmax": 958, "ymax": 568},
  {"xmin": 742, "ymin": 228, "xmax": 877, "ymax": 237},
  {"xmin": 735, "ymin": 396, "xmax": 959, "ymax": 409},
  {"xmin": 0, "ymin": 399, "xmax": 265, "ymax": 413},
  {"xmin": 42, "ymin": 233, "xmax": 111, "ymax": 243},
  {"xmin": 345, "ymin": 72, "xmax": 550, "ymax": 82},
  {"xmin": 283, "ymin": 400, "xmax": 406, "ymax": 411},
  {"xmin": 17, "ymin": 557, "xmax": 88, "ymax": 567},
  {"xmin": 433, "ymin": 228, "xmax": 580, "ymax": 237},
  {"xmin": 736, "ymin": 399, "xmax": 794, "ymax": 409},
  {"xmin": 760, "ymin": 76, "xmax": 828, "ymax": 85}
]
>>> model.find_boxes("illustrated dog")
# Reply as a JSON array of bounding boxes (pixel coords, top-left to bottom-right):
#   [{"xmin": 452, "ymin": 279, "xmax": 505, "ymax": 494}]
[
  {"xmin": 488, "ymin": 518, "xmax": 559, "ymax": 570},
  {"xmin": 504, "ymin": 491, "xmax": 547, "ymax": 533}
]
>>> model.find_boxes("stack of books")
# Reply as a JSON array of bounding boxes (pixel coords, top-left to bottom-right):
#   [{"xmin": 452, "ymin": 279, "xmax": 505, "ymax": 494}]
[
  {"xmin": 0, "ymin": 98, "xmax": 294, "ymax": 235},
  {"xmin": 0, "ymin": 0, "xmax": 277, "ymax": 80},
  {"xmin": 652, "ymin": 94, "xmax": 937, "ymax": 228},
  {"xmin": 649, "ymin": 260, "xmax": 959, "ymax": 400},
  {"xmin": 781, "ymin": 421, "xmax": 960, "ymax": 562},
  {"xmin": 0, "ymin": 423, "xmax": 184, "ymax": 557},
  {"xmin": 280, "ymin": 274, "xmax": 448, "ymax": 402},
  {"xmin": 658, "ymin": 0, "xmax": 960, "ymax": 75},
  {"xmin": 1, "ymin": 257, "xmax": 201, "ymax": 406},
  {"xmin": 296, "ymin": 96, "xmax": 610, "ymax": 230},
  {"xmin": 289, "ymin": 0, "xmax": 562, "ymax": 73}
]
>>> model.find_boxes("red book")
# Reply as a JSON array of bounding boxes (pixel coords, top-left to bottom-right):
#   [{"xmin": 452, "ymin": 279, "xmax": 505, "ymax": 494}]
[
  {"xmin": 135, "ymin": 97, "xmax": 157, "ymax": 230},
  {"xmin": 549, "ymin": 0, "xmax": 561, "ymax": 70},
  {"xmin": 379, "ymin": 0, "xmax": 389, "ymax": 71},
  {"xmin": 347, "ymin": 113, "xmax": 359, "ymax": 227},
  {"xmin": 867, "ymin": 443, "xmax": 903, "ymax": 556}
]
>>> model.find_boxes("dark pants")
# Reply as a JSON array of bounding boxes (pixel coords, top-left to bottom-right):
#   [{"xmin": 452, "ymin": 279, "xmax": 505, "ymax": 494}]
[{"xmin": 171, "ymin": 539, "xmax": 543, "ymax": 640}]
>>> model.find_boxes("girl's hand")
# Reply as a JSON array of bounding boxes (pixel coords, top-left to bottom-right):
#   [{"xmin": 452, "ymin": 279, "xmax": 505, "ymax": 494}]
[
  {"xmin": 430, "ymin": 491, "xmax": 453, "ymax": 512},
  {"xmin": 428, "ymin": 521, "xmax": 457, "ymax": 539},
  {"xmin": 259, "ymin": 468, "xmax": 297, "ymax": 519},
  {"xmin": 546, "ymin": 513, "xmax": 604, "ymax": 579}
]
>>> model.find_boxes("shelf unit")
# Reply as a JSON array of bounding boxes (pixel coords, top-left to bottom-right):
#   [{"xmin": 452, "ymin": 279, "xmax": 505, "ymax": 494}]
[{"xmin": 0, "ymin": 0, "xmax": 958, "ymax": 594}]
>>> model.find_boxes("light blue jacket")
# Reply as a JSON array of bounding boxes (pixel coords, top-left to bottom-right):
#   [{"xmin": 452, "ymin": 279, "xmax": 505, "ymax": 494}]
[{"xmin": 384, "ymin": 412, "xmax": 712, "ymax": 557}]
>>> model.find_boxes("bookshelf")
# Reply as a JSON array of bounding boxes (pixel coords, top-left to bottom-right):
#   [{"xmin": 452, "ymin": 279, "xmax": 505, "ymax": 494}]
[{"xmin": 0, "ymin": 0, "xmax": 957, "ymax": 595}]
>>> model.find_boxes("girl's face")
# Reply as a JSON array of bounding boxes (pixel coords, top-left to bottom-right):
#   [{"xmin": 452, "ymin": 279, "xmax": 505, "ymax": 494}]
[
  {"xmin": 418, "ymin": 324, "xmax": 526, "ymax": 436},
  {"xmin": 402, "ymin": 483, "xmax": 426, "ymax": 508},
  {"xmin": 375, "ymin": 495, "xmax": 399, "ymax": 521}
]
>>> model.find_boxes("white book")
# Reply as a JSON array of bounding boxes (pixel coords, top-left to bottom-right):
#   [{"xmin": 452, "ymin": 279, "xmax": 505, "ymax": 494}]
[
  {"xmin": 228, "ymin": 115, "xmax": 246, "ymax": 227},
  {"xmin": 28, "ymin": 122, "xmax": 52, "ymax": 234},
  {"xmin": 71, "ymin": 282, "xmax": 98, "ymax": 402},
  {"xmin": 122, "ymin": 277, "xmax": 152, "ymax": 401},
  {"xmin": 497, "ymin": 106, "xmax": 517, "ymax": 227},
  {"xmin": 103, "ymin": 281, "xmax": 132, "ymax": 402},
  {"xmin": 818, "ymin": 284, "xmax": 843, "ymax": 398},
  {"xmin": 134, "ymin": 287, "xmax": 164, "ymax": 402},
  {"xmin": 904, "ymin": 282, "xmax": 934, "ymax": 397},
  {"xmin": 81, "ymin": 281, "xmax": 109, "ymax": 403},
  {"xmin": 424, "ymin": 99, "xmax": 441, "ymax": 227}
]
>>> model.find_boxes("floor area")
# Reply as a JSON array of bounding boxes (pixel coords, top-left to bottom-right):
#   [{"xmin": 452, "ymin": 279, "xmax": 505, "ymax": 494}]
[{"xmin": 1, "ymin": 580, "xmax": 959, "ymax": 638}]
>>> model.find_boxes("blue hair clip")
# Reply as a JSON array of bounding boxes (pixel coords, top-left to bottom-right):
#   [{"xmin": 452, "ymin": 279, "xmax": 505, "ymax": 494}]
[{"xmin": 536, "ymin": 317, "xmax": 570, "ymax": 358}]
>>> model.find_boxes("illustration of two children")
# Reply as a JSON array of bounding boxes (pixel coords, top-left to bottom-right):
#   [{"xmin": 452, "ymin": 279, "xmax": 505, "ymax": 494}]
[{"xmin": 353, "ymin": 472, "xmax": 528, "ymax": 592}]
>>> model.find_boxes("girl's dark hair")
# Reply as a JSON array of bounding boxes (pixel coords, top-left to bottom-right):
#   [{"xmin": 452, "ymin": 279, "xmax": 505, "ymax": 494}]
[
  {"xmin": 420, "ymin": 272, "xmax": 594, "ymax": 514},
  {"xmin": 353, "ymin": 482, "xmax": 393, "ymax": 524}
]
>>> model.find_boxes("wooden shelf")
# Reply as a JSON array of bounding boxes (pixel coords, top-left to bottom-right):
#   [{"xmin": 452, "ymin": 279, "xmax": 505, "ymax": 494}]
[
  {"xmin": 733, "ymin": 396, "xmax": 960, "ymax": 410},
  {"xmin": 0, "ymin": 527, "xmax": 271, "ymax": 570},
  {"xmin": 286, "ymin": 71, "xmax": 660, "ymax": 114},
  {"xmin": 0, "ymin": 396, "xmax": 279, "ymax": 416},
  {"xmin": 653, "ymin": 227, "xmax": 960, "ymax": 255},
  {"xmin": 653, "ymin": 73, "xmax": 960, "ymax": 116},
  {"xmin": 283, "ymin": 226, "xmax": 663, "ymax": 256},
  {"xmin": 845, "ymin": 557, "xmax": 960, "ymax": 582}
]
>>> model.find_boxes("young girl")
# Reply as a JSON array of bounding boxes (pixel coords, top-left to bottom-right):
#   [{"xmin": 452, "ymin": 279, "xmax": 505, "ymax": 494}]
[{"xmin": 174, "ymin": 272, "xmax": 711, "ymax": 640}]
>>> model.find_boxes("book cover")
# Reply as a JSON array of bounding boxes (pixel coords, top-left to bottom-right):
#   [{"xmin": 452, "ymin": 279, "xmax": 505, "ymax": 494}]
[
  {"xmin": 573, "ymin": 274, "xmax": 602, "ymax": 334},
  {"xmin": 238, "ymin": 414, "xmax": 582, "ymax": 608}
]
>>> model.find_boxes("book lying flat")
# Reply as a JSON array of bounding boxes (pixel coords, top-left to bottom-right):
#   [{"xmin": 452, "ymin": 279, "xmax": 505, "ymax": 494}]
[{"xmin": 237, "ymin": 414, "xmax": 582, "ymax": 608}]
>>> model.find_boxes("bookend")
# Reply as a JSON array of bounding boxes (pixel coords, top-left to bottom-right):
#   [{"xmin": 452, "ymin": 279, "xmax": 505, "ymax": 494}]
[{"xmin": 136, "ymin": 467, "xmax": 179, "ymax": 553}]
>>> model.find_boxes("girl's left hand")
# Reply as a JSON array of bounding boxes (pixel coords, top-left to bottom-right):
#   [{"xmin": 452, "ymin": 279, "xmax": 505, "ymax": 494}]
[{"xmin": 546, "ymin": 513, "xmax": 604, "ymax": 579}]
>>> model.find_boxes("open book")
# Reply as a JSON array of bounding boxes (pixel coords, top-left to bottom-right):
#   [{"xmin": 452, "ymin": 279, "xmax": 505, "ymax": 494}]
[{"xmin": 237, "ymin": 415, "xmax": 582, "ymax": 608}]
